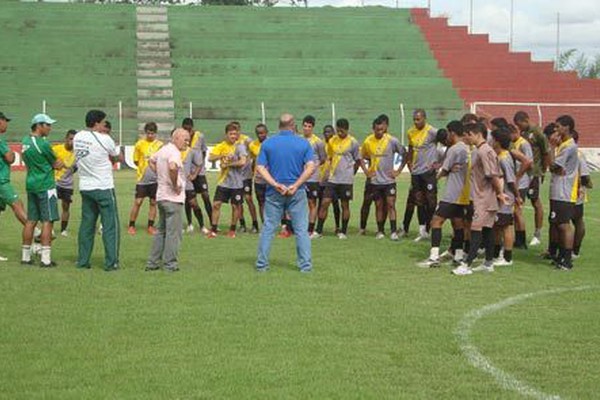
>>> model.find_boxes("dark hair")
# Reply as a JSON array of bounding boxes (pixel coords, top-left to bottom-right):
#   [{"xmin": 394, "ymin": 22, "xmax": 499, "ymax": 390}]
[
  {"xmin": 105, "ymin": 121, "xmax": 111, "ymax": 130},
  {"xmin": 446, "ymin": 120, "xmax": 464, "ymax": 136},
  {"xmin": 66, "ymin": 129, "xmax": 77, "ymax": 137},
  {"xmin": 508, "ymin": 124, "xmax": 518, "ymax": 134},
  {"xmin": 490, "ymin": 117, "xmax": 509, "ymax": 129},
  {"xmin": 555, "ymin": 115, "xmax": 575, "ymax": 132},
  {"xmin": 375, "ymin": 114, "xmax": 389, "ymax": 125},
  {"xmin": 571, "ymin": 130, "xmax": 580, "ymax": 143},
  {"xmin": 144, "ymin": 122, "xmax": 158, "ymax": 133},
  {"xmin": 231, "ymin": 121, "xmax": 241, "ymax": 129},
  {"xmin": 182, "ymin": 118, "xmax": 193, "ymax": 127},
  {"xmin": 323, "ymin": 124, "xmax": 334, "ymax": 133},
  {"xmin": 413, "ymin": 108, "xmax": 427, "ymax": 118},
  {"xmin": 30, "ymin": 123, "xmax": 39, "ymax": 131},
  {"xmin": 435, "ymin": 128, "xmax": 448, "ymax": 144},
  {"xmin": 513, "ymin": 111, "xmax": 529, "ymax": 124},
  {"xmin": 491, "ymin": 128, "xmax": 511, "ymax": 150},
  {"xmin": 225, "ymin": 122, "xmax": 237, "ymax": 133},
  {"xmin": 461, "ymin": 113, "xmax": 478, "ymax": 125},
  {"xmin": 543, "ymin": 123, "xmax": 557, "ymax": 138},
  {"xmin": 302, "ymin": 115, "xmax": 315, "ymax": 126},
  {"xmin": 464, "ymin": 122, "xmax": 486, "ymax": 136},
  {"xmin": 255, "ymin": 123, "xmax": 267, "ymax": 132},
  {"xmin": 85, "ymin": 109, "xmax": 106, "ymax": 128},
  {"xmin": 336, "ymin": 118, "xmax": 349, "ymax": 130}
]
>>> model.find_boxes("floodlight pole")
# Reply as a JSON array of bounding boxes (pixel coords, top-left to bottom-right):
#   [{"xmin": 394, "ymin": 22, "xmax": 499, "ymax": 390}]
[
  {"xmin": 42, "ymin": 100, "xmax": 46, "ymax": 114},
  {"xmin": 189, "ymin": 101, "xmax": 193, "ymax": 118},
  {"xmin": 400, "ymin": 103, "xmax": 405, "ymax": 147},
  {"xmin": 509, "ymin": 0, "xmax": 514, "ymax": 51},
  {"xmin": 261, "ymin": 102, "xmax": 266, "ymax": 125},
  {"xmin": 118, "ymin": 101, "xmax": 123, "ymax": 146},
  {"xmin": 469, "ymin": 0, "xmax": 474, "ymax": 34},
  {"xmin": 555, "ymin": 12, "xmax": 561, "ymax": 71},
  {"xmin": 331, "ymin": 103, "xmax": 336, "ymax": 127}
]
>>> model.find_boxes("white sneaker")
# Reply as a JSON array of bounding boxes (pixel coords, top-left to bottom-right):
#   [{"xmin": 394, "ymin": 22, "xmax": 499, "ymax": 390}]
[
  {"xmin": 413, "ymin": 233, "xmax": 429, "ymax": 242},
  {"xmin": 418, "ymin": 258, "xmax": 440, "ymax": 268},
  {"xmin": 60, "ymin": 230, "xmax": 68, "ymax": 237},
  {"xmin": 472, "ymin": 263, "xmax": 494, "ymax": 272},
  {"xmin": 529, "ymin": 236, "xmax": 541, "ymax": 246},
  {"xmin": 310, "ymin": 232, "xmax": 322, "ymax": 240},
  {"xmin": 186, "ymin": 224, "xmax": 195, "ymax": 234},
  {"xmin": 337, "ymin": 233, "xmax": 348, "ymax": 240},
  {"xmin": 452, "ymin": 263, "xmax": 473, "ymax": 275},
  {"xmin": 0, "ymin": 255, "xmax": 7, "ymax": 262},
  {"xmin": 201, "ymin": 226, "xmax": 210, "ymax": 235},
  {"xmin": 375, "ymin": 232, "xmax": 385, "ymax": 240},
  {"xmin": 493, "ymin": 258, "xmax": 513, "ymax": 267},
  {"xmin": 390, "ymin": 232, "xmax": 399, "ymax": 241},
  {"xmin": 572, "ymin": 253, "xmax": 580, "ymax": 259}
]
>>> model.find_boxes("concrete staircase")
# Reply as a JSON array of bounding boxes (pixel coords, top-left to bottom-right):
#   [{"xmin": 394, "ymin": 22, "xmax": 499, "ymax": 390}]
[{"xmin": 136, "ymin": 6, "xmax": 174, "ymax": 138}]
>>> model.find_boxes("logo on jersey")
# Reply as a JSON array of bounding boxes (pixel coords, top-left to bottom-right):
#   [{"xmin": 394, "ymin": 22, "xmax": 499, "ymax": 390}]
[
  {"xmin": 202, "ymin": 184, "xmax": 208, "ymax": 190},
  {"xmin": 346, "ymin": 190, "xmax": 351, "ymax": 197},
  {"xmin": 550, "ymin": 211, "xmax": 556, "ymax": 219},
  {"xmin": 390, "ymin": 188, "xmax": 396, "ymax": 195},
  {"xmin": 244, "ymin": 186, "xmax": 250, "ymax": 193},
  {"xmin": 427, "ymin": 184, "xmax": 434, "ymax": 191},
  {"xmin": 528, "ymin": 188, "xmax": 534, "ymax": 195},
  {"xmin": 75, "ymin": 149, "xmax": 90, "ymax": 160},
  {"xmin": 312, "ymin": 191, "xmax": 318, "ymax": 197}
]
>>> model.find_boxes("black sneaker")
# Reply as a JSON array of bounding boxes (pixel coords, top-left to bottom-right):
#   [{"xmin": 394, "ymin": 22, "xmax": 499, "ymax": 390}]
[
  {"xmin": 20, "ymin": 260, "xmax": 34, "ymax": 266},
  {"xmin": 40, "ymin": 261, "xmax": 57, "ymax": 268},
  {"xmin": 145, "ymin": 266, "xmax": 160, "ymax": 271},
  {"xmin": 555, "ymin": 261, "xmax": 573, "ymax": 271}
]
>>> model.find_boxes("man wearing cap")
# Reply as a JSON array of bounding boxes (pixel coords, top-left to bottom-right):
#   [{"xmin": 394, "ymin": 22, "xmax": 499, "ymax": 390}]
[
  {"xmin": 73, "ymin": 109, "xmax": 121, "ymax": 271},
  {"xmin": 21, "ymin": 113, "xmax": 63, "ymax": 267},
  {"xmin": 0, "ymin": 112, "xmax": 28, "ymax": 245}
]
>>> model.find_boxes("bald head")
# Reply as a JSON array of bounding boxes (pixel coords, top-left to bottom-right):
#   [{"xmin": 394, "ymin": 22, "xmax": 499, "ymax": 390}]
[
  {"xmin": 171, "ymin": 128, "xmax": 190, "ymax": 151},
  {"xmin": 279, "ymin": 113, "xmax": 295, "ymax": 130}
]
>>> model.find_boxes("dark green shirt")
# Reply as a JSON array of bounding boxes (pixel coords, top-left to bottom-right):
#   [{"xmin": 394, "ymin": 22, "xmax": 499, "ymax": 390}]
[
  {"xmin": 22, "ymin": 135, "xmax": 56, "ymax": 192},
  {"xmin": 0, "ymin": 138, "xmax": 11, "ymax": 184},
  {"xmin": 523, "ymin": 126, "xmax": 549, "ymax": 177}
]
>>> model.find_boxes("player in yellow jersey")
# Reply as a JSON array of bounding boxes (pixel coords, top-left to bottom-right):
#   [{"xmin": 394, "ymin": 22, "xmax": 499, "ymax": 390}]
[
  {"xmin": 127, "ymin": 122, "xmax": 163, "ymax": 235},
  {"xmin": 52, "ymin": 130, "xmax": 77, "ymax": 237},
  {"xmin": 249, "ymin": 123, "xmax": 269, "ymax": 222}
]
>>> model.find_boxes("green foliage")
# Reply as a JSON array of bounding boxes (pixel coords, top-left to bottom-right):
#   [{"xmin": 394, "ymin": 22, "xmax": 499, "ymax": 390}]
[{"xmin": 558, "ymin": 48, "xmax": 600, "ymax": 79}]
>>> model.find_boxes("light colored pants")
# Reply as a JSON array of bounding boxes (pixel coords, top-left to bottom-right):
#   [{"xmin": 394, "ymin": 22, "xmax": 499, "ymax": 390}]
[
  {"xmin": 256, "ymin": 189, "xmax": 311, "ymax": 271},
  {"xmin": 148, "ymin": 201, "xmax": 183, "ymax": 270}
]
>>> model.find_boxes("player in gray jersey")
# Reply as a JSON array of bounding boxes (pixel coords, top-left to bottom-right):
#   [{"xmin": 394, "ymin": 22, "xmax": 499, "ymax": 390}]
[
  {"xmin": 546, "ymin": 115, "xmax": 579, "ymax": 270},
  {"xmin": 183, "ymin": 141, "xmax": 209, "ymax": 235},
  {"xmin": 231, "ymin": 121, "xmax": 259, "ymax": 234},
  {"xmin": 571, "ymin": 131, "xmax": 592, "ymax": 258},
  {"xmin": 420, "ymin": 121, "xmax": 470, "ymax": 267}
]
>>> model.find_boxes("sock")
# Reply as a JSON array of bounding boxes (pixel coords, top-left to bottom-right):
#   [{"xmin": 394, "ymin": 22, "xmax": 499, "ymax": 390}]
[
  {"xmin": 515, "ymin": 230, "xmax": 525, "ymax": 246},
  {"xmin": 341, "ymin": 218, "xmax": 349, "ymax": 234},
  {"xmin": 316, "ymin": 219, "xmax": 325, "ymax": 234},
  {"xmin": 308, "ymin": 222, "xmax": 315, "ymax": 233},
  {"xmin": 204, "ymin": 202, "xmax": 213, "ymax": 222},
  {"xmin": 464, "ymin": 240, "xmax": 471, "ymax": 254},
  {"xmin": 430, "ymin": 247, "xmax": 440, "ymax": 260},
  {"xmin": 390, "ymin": 220, "xmax": 397, "ymax": 234},
  {"xmin": 360, "ymin": 205, "xmax": 370, "ymax": 230},
  {"xmin": 504, "ymin": 250, "xmax": 513, "ymax": 262},
  {"xmin": 252, "ymin": 220, "xmax": 259, "ymax": 230},
  {"xmin": 482, "ymin": 227, "xmax": 495, "ymax": 262},
  {"xmin": 193, "ymin": 207, "xmax": 204, "ymax": 227},
  {"xmin": 564, "ymin": 249, "xmax": 573, "ymax": 266},
  {"xmin": 129, "ymin": 220, "xmax": 135, "ymax": 228},
  {"xmin": 451, "ymin": 229, "xmax": 464, "ymax": 252},
  {"xmin": 185, "ymin": 202, "xmax": 192, "ymax": 225},
  {"xmin": 21, "ymin": 245, "xmax": 31, "ymax": 262},
  {"xmin": 534, "ymin": 228, "xmax": 541, "ymax": 239},
  {"xmin": 402, "ymin": 206, "xmax": 414, "ymax": 233},
  {"xmin": 549, "ymin": 242, "xmax": 559, "ymax": 258},
  {"xmin": 377, "ymin": 220, "xmax": 385, "ymax": 233},
  {"xmin": 61, "ymin": 220, "xmax": 68, "ymax": 232},
  {"xmin": 229, "ymin": 224, "xmax": 236, "ymax": 232},
  {"xmin": 417, "ymin": 205, "xmax": 427, "ymax": 225},
  {"xmin": 419, "ymin": 225, "xmax": 427, "ymax": 236},
  {"xmin": 454, "ymin": 249, "xmax": 464, "ymax": 262},
  {"xmin": 239, "ymin": 218, "xmax": 246, "ymax": 228},
  {"xmin": 41, "ymin": 246, "xmax": 51, "ymax": 265},
  {"xmin": 211, "ymin": 224, "xmax": 218, "ymax": 233},
  {"xmin": 467, "ymin": 231, "xmax": 482, "ymax": 265},
  {"xmin": 332, "ymin": 201, "xmax": 341, "ymax": 230},
  {"xmin": 148, "ymin": 219, "xmax": 154, "ymax": 228},
  {"xmin": 431, "ymin": 228, "xmax": 442, "ymax": 247},
  {"xmin": 574, "ymin": 244, "xmax": 581, "ymax": 256},
  {"xmin": 494, "ymin": 245, "xmax": 502, "ymax": 259}
]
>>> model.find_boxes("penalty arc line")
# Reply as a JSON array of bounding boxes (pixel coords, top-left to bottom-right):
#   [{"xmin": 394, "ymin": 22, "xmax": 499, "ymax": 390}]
[{"xmin": 455, "ymin": 285, "xmax": 599, "ymax": 400}]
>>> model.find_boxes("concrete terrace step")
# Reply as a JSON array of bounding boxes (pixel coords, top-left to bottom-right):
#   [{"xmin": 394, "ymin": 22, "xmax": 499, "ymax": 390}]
[
  {"xmin": 137, "ymin": 79, "xmax": 173, "ymax": 88},
  {"xmin": 138, "ymin": 122, "xmax": 174, "ymax": 133},
  {"xmin": 136, "ymin": 32, "xmax": 169, "ymax": 41},
  {"xmin": 136, "ymin": 6, "xmax": 167, "ymax": 15},
  {"xmin": 137, "ymin": 88, "xmax": 174, "ymax": 98},
  {"xmin": 137, "ymin": 50, "xmax": 171, "ymax": 59},
  {"xmin": 138, "ymin": 41, "xmax": 170, "ymax": 51},
  {"xmin": 138, "ymin": 110, "xmax": 175, "ymax": 120},
  {"xmin": 138, "ymin": 61, "xmax": 171, "ymax": 69},
  {"xmin": 137, "ymin": 70, "xmax": 171, "ymax": 78},
  {"xmin": 137, "ymin": 24, "xmax": 169, "ymax": 33},
  {"xmin": 138, "ymin": 100, "xmax": 175, "ymax": 109},
  {"xmin": 136, "ymin": 14, "xmax": 168, "ymax": 23}
]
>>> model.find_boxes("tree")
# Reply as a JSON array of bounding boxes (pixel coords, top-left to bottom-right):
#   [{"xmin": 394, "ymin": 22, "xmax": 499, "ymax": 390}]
[{"xmin": 558, "ymin": 49, "xmax": 600, "ymax": 79}]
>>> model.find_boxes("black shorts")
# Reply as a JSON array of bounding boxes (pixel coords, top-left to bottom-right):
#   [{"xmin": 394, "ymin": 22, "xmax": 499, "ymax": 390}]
[
  {"xmin": 518, "ymin": 188, "xmax": 529, "ymax": 202},
  {"xmin": 214, "ymin": 186, "xmax": 244, "ymax": 205},
  {"xmin": 306, "ymin": 182, "xmax": 320, "ymax": 200},
  {"xmin": 411, "ymin": 170, "xmax": 437, "ymax": 194},
  {"xmin": 434, "ymin": 201, "xmax": 465, "ymax": 219},
  {"xmin": 254, "ymin": 183, "xmax": 266, "ymax": 203},
  {"xmin": 464, "ymin": 202, "xmax": 474, "ymax": 222},
  {"xmin": 185, "ymin": 190, "xmax": 196, "ymax": 202},
  {"xmin": 527, "ymin": 177, "xmax": 540, "ymax": 201},
  {"xmin": 57, "ymin": 186, "xmax": 74, "ymax": 204},
  {"xmin": 243, "ymin": 179, "xmax": 253, "ymax": 196},
  {"xmin": 323, "ymin": 184, "xmax": 353, "ymax": 201},
  {"xmin": 549, "ymin": 200, "xmax": 575, "ymax": 225},
  {"xmin": 495, "ymin": 213, "xmax": 514, "ymax": 227},
  {"xmin": 572, "ymin": 204, "xmax": 584, "ymax": 222},
  {"xmin": 370, "ymin": 183, "xmax": 398, "ymax": 201},
  {"xmin": 135, "ymin": 183, "xmax": 157, "ymax": 199},
  {"xmin": 193, "ymin": 175, "xmax": 209, "ymax": 195}
]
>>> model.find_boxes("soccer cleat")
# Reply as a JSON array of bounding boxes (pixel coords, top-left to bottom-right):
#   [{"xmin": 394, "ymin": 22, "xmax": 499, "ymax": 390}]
[
  {"xmin": 451, "ymin": 263, "xmax": 473, "ymax": 275},
  {"xmin": 439, "ymin": 250, "xmax": 454, "ymax": 262},
  {"xmin": 227, "ymin": 230, "xmax": 237, "ymax": 239},
  {"xmin": 418, "ymin": 258, "xmax": 440, "ymax": 268},
  {"xmin": 529, "ymin": 236, "xmax": 541, "ymax": 246},
  {"xmin": 201, "ymin": 226, "xmax": 211, "ymax": 235},
  {"xmin": 0, "ymin": 255, "xmax": 7, "ymax": 262},
  {"xmin": 397, "ymin": 229, "xmax": 408, "ymax": 238},
  {"xmin": 337, "ymin": 233, "xmax": 348, "ymax": 240},
  {"xmin": 375, "ymin": 232, "xmax": 385, "ymax": 240},
  {"xmin": 390, "ymin": 232, "xmax": 400, "ymax": 241},
  {"xmin": 31, "ymin": 243, "xmax": 42, "ymax": 256},
  {"xmin": 60, "ymin": 230, "xmax": 69, "ymax": 237},
  {"xmin": 493, "ymin": 258, "xmax": 513, "ymax": 267},
  {"xmin": 147, "ymin": 226, "xmax": 157, "ymax": 235},
  {"xmin": 472, "ymin": 263, "xmax": 494, "ymax": 273},
  {"xmin": 238, "ymin": 225, "xmax": 247, "ymax": 233},
  {"xmin": 572, "ymin": 253, "xmax": 580, "ymax": 259},
  {"xmin": 413, "ymin": 233, "xmax": 429, "ymax": 243},
  {"xmin": 20, "ymin": 260, "xmax": 34, "ymax": 266},
  {"xmin": 206, "ymin": 231, "xmax": 217, "ymax": 239},
  {"xmin": 127, "ymin": 226, "xmax": 136, "ymax": 235},
  {"xmin": 145, "ymin": 265, "xmax": 160, "ymax": 271},
  {"xmin": 250, "ymin": 227, "xmax": 259, "ymax": 234},
  {"xmin": 309, "ymin": 232, "xmax": 322, "ymax": 240},
  {"xmin": 40, "ymin": 261, "xmax": 57, "ymax": 268},
  {"xmin": 186, "ymin": 224, "xmax": 194, "ymax": 234}
]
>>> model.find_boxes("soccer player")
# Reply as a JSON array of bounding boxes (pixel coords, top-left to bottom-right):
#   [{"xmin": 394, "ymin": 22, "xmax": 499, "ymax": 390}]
[
  {"xmin": 452, "ymin": 123, "xmax": 506, "ymax": 276},
  {"xmin": 207, "ymin": 122, "xmax": 248, "ymax": 238},
  {"xmin": 546, "ymin": 115, "xmax": 579, "ymax": 270},
  {"xmin": 420, "ymin": 121, "xmax": 470, "ymax": 267},
  {"xmin": 301, "ymin": 115, "xmax": 327, "ymax": 237},
  {"xmin": 513, "ymin": 111, "xmax": 550, "ymax": 246},
  {"xmin": 319, "ymin": 125, "xmax": 341, "ymax": 234},
  {"xmin": 315, "ymin": 118, "xmax": 367, "ymax": 239},
  {"xmin": 52, "ymin": 129, "xmax": 77, "ymax": 236},
  {"xmin": 249, "ymin": 123, "xmax": 269, "ymax": 223},
  {"xmin": 492, "ymin": 127, "xmax": 522, "ymax": 266},
  {"xmin": 508, "ymin": 124, "xmax": 533, "ymax": 248},
  {"xmin": 235, "ymin": 122, "xmax": 259, "ymax": 233},
  {"xmin": 402, "ymin": 109, "xmax": 439, "ymax": 241},
  {"xmin": 181, "ymin": 129, "xmax": 208, "ymax": 235},
  {"xmin": 127, "ymin": 122, "xmax": 162, "ymax": 235},
  {"xmin": 361, "ymin": 114, "xmax": 406, "ymax": 240},
  {"xmin": 571, "ymin": 131, "xmax": 592, "ymax": 258},
  {"xmin": 182, "ymin": 118, "xmax": 212, "ymax": 233},
  {"xmin": 21, "ymin": 113, "xmax": 62, "ymax": 267},
  {"xmin": 0, "ymin": 111, "xmax": 27, "ymax": 231}
]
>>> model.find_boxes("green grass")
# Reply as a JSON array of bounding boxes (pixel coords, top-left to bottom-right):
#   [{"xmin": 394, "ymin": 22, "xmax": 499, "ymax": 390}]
[
  {"xmin": 0, "ymin": 170, "xmax": 599, "ymax": 399},
  {"xmin": 0, "ymin": 2, "xmax": 137, "ymax": 142}
]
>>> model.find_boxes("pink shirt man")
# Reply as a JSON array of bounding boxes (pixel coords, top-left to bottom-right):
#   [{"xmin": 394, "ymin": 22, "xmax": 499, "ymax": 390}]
[{"xmin": 152, "ymin": 142, "xmax": 185, "ymax": 204}]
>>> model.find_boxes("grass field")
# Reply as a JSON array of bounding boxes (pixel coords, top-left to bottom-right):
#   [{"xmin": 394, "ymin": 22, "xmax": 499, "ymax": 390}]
[{"xmin": 0, "ymin": 170, "xmax": 599, "ymax": 399}]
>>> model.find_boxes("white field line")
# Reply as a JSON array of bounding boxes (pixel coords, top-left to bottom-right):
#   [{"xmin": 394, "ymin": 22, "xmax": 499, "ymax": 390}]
[{"xmin": 456, "ymin": 285, "xmax": 598, "ymax": 400}]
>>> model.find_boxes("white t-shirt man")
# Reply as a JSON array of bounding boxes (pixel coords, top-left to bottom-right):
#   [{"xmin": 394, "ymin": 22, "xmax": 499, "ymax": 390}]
[{"xmin": 74, "ymin": 130, "xmax": 119, "ymax": 191}]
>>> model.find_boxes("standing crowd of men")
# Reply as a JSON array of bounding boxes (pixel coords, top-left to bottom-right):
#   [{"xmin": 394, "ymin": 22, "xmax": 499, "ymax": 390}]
[{"xmin": 0, "ymin": 107, "xmax": 591, "ymax": 273}]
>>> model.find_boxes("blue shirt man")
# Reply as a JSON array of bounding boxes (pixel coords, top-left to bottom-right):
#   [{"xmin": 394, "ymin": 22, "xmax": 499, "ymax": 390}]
[{"xmin": 255, "ymin": 113, "xmax": 315, "ymax": 272}]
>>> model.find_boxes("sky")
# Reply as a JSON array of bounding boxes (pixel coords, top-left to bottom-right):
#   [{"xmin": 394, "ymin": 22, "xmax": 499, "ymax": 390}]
[{"xmin": 299, "ymin": 0, "xmax": 600, "ymax": 62}]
